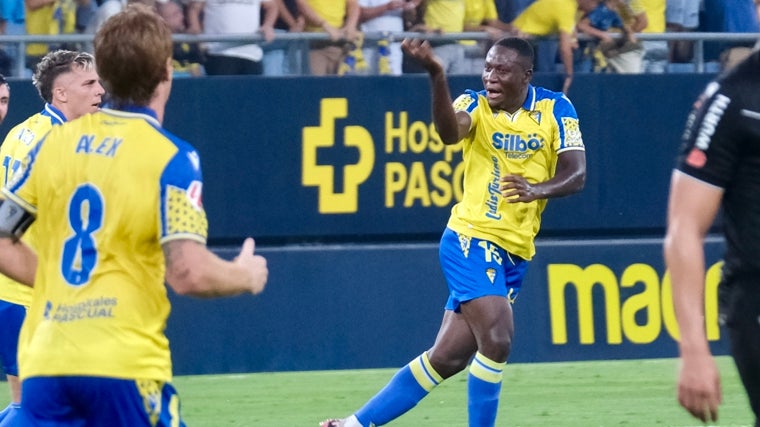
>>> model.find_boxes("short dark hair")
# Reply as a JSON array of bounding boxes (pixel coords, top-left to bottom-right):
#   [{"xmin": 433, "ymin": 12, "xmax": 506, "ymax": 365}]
[{"xmin": 493, "ymin": 37, "xmax": 535, "ymax": 69}]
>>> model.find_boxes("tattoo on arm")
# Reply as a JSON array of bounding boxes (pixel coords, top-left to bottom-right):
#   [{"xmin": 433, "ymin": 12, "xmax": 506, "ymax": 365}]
[{"xmin": 163, "ymin": 240, "xmax": 191, "ymax": 282}]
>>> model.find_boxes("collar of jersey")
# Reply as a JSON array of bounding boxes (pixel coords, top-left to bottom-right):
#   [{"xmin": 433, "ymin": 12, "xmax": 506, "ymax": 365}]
[
  {"xmin": 42, "ymin": 103, "xmax": 66, "ymax": 125},
  {"xmin": 522, "ymin": 85, "xmax": 537, "ymax": 112},
  {"xmin": 100, "ymin": 105, "xmax": 159, "ymax": 126}
]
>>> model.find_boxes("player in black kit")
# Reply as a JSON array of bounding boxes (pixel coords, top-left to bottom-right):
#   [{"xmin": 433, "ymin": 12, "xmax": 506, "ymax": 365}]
[{"xmin": 664, "ymin": 49, "xmax": 760, "ymax": 426}]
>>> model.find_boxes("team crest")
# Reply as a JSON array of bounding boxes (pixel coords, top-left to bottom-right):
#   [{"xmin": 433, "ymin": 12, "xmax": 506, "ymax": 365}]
[
  {"xmin": 137, "ymin": 380, "xmax": 162, "ymax": 426},
  {"xmin": 458, "ymin": 233, "xmax": 471, "ymax": 258},
  {"xmin": 485, "ymin": 268, "xmax": 496, "ymax": 284},
  {"xmin": 529, "ymin": 111, "xmax": 541, "ymax": 125}
]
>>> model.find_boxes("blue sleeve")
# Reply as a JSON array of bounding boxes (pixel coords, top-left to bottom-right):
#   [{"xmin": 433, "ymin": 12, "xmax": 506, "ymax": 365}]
[
  {"xmin": 158, "ymin": 137, "xmax": 208, "ymax": 244},
  {"xmin": 552, "ymin": 95, "xmax": 584, "ymax": 151}
]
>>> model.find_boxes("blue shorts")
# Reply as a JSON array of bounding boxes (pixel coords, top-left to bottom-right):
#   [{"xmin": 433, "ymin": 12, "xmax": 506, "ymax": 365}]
[
  {"xmin": 439, "ymin": 228, "xmax": 529, "ymax": 311},
  {"xmin": 0, "ymin": 300, "xmax": 26, "ymax": 376},
  {"xmin": 19, "ymin": 377, "xmax": 186, "ymax": 427}
]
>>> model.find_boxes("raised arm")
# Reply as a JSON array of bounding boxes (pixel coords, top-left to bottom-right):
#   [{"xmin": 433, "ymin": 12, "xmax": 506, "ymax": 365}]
[{"xmin": 401, "ymin": 38, "xmax": 471, "ymax": 145}]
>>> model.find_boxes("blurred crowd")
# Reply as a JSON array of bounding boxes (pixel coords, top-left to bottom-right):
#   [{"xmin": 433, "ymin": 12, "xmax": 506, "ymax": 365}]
[{"xmin": 0, "ymin": 0, "xmax": 757, "ymax": 78}]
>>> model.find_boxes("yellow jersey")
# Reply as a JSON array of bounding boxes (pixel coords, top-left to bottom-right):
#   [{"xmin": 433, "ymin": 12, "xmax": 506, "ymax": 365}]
[
  {"xmin": 447, "ymin": 85, "xmax": 585, "ymax": 260},
  {"xmin": 511, "ymin": 0, "xmax": 578, "ymax": 36},
  {"xmin": 25, "ymin": 1, "xmax": 58, "ymax": 57},
  {"xmin": 3, "ymin": 106, "xmax": 208, "ymax": 381},
  {"xmin": 303, "ymin": 0, "xmax": 347, "ymax": 32},
  {"xmin": 424, "ymin": 0, "xmax": 466, "ymax": 33},
  {"xmin": 0, "ymin": 104, "xmax": 68, "ymax": 307},
  {"xmin": 464, "ymin": 0, "xmax": 498, "ymax": 28}
]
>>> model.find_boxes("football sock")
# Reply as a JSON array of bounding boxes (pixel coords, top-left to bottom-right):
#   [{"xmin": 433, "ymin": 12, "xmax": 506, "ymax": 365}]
[
  {"xmin": 467, "ymin": 352, "xmax": 506, "ymax": 427},
  {"xmin": 0, "ymin": 404, "xmax": 10, "ymax": 423},
  {"xmin": 0, "ymin": 403, "xmax": 21, "ymax": 427},
  {"xmin": 355, "ymin": 352, "xmax": 442, "ymax": 426},
  {"xmin": 340, "ymin": 415, "xmax": 362, "ymax": 427}
]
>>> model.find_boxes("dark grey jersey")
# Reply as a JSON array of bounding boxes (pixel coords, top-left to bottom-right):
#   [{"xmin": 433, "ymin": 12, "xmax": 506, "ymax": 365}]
[{"xmin": 676, "ymin": 49, "xmax": 760, "ymax": 278}]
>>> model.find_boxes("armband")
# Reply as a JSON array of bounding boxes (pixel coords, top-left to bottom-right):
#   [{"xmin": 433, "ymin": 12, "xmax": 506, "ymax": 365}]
[{"xmin": 0, "ymin": 198, "xmax": 34, "ymax": 240}]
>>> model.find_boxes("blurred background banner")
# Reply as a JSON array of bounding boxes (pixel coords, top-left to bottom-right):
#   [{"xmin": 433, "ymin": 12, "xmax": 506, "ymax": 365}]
[{"xmin": 166, "ymin": 237, "xmax": 726, "ymax": 375}]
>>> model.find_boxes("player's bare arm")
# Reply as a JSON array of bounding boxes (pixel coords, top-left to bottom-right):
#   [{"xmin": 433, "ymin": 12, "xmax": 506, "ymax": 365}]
[
  {"xmin": 163, "ymin": 238, "xmax": 268, "ymax": 298},
  {"xmin": 401, "ymin": 38, "xmax": 469, "ymax": 144},
  {"xmin": 0, "ymin": 238, "xmax": 36, "ymax": 287},
  {"xmin": 500, "ymin": 150, "xmax": 586, "ymax": 202},
  {"xmin": 664, "ymin": 170, "xmax": 723, "ymax": 423},
  {"xmin": 0, "ymin": 196, "xmax": 37, "ymax": 286}
]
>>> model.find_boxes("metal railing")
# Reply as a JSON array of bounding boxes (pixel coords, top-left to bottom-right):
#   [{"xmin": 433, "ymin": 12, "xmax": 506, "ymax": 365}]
[{"xmin": 2, "ymin": 31, "xmax": 758, "ymax": 78}]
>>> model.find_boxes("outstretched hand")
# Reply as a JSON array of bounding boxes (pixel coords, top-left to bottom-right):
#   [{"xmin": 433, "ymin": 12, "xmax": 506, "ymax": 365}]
[
  {"xmin": 235, "ymin": 237, "xmax": 268, "ymax": 295},
  {"xmin": 401, "ymin": 38, "xmax": 443, "ymax": 74}
]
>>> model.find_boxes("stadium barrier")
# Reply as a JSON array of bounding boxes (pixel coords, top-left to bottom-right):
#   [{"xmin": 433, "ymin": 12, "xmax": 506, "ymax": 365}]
[{"xmin": 0, "ymin": 31, "xmax": 758, "ymax": 77}]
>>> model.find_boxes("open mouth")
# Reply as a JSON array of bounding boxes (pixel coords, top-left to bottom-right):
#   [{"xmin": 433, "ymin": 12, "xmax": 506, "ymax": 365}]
[{"xmin": 486, "ymin": 87, "xmax": 502, "ymax": 100}]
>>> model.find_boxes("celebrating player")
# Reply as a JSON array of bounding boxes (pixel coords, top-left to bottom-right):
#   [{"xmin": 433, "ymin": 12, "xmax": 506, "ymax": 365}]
[{"xmin": 321, "ymin": 36, "xmax": 586, "ymax": 427}]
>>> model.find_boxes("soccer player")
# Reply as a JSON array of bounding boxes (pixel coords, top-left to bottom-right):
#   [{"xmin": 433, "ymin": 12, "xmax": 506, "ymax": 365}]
[
  {"xmin": 321, "ymin": 36, "xmax": 586, "ymax": 427},
  {"xmin": 664, "ymin": 47, "xmax": 760, "ymax": 425},
  {"xmin": 0, "ymin": 53, "xmax": 103, "ymax": 426},
  {"xmin": 0, "ymin": 4, "xmax": 269, "ymax": 426}
]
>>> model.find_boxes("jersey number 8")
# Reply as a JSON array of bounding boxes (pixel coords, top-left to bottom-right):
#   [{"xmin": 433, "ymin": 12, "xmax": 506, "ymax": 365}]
[{"xmin": 62, "ymin": 184, "xmax": 104, "ymax": 286}]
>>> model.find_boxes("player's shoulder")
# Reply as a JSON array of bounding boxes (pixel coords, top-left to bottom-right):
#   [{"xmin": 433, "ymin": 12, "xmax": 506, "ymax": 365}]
[
  {"xmin": 154, "ymin": 124, "xmax": 199, "ymax": 161},
  {"xmin": 0, "ymin": 113, "xmax": 49, "ymax": 149},
  {"xmin": 532, "ymin": 85, "xmax": 569, "ymax": 103},
  {"xmin": 137, "ymin": 118, "xmax": 202, "ymax": 175},
  {"xmin": 7, "ymin": 112, "xmax": 47, "ymax": 133},
  {"xmin": 718, "ymin": 50, "xmax": 760, "ymax": 93},
  {"xmin": 529, "ymin": 85, "xmax": 575, "ymax": 113},
  {"xmin": 453, "ymin": 89, "xmax": 485, "ymax": 113}
]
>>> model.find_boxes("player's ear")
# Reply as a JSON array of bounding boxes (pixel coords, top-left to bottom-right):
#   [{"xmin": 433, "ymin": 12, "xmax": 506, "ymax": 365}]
[
  {"xmin": 523, "ymin": 67, "xmax": 533, "ymax": 82},
  {"xmin": 52, "ymin": 85, "xmax": 66, "ymax": 104},
  {"xmin": 164, "ymin": 57, "xmax": 173, "ymax": 82}
]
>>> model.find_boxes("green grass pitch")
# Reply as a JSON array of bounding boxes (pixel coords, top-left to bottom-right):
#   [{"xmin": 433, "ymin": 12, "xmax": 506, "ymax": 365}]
[
  {"xmin": 0, "ymin": 356, "xmax": 750, "ymax": 425},
  {"xmin": 163, "ymin": 356, "xmax": 753, "ymax": 426}
]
